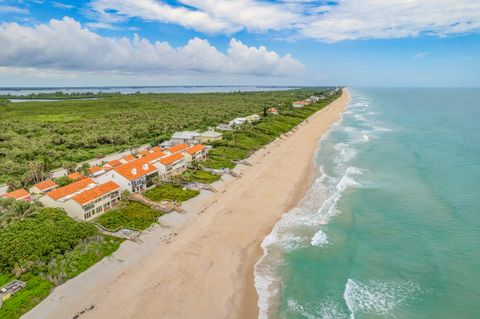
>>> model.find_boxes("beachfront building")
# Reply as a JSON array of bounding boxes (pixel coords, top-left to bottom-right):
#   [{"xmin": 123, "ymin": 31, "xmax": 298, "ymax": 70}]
[
  {"xmin": 199, "ymin": 130, "xmax": 222, "ymax": 143},
  {"xmin": 29, "ymin": 180, "xmax": 58, "ymax": 195},
  {"xmin": 185, "ymin": 144, "xmax": 208, "ymax": 162},
  {"xmin": 1, "ymin": 189, "xmax": 32, "ymax": 201},
  {"xmin": 120, "ymin": 154, "xmax": 136, "ymax": 164},
  {"xmin": 39, "ymin": 178, "xmax": 121, "ymax": 220},
  {"xmin": 229, "ymin": 117, "xmax": 247, "ymax": 129},
  {"xmin": 103, "ymin": 159, "xmax": 122, "ymax": 171},
  {"xmin": 156, "ymin": 153, "xmax": 187, "ymax": 178},
  {"xmin": 216, "ymin": 123, "xmax": 234, "ymax": 131},
  {"xmin": 246, "ymin": 114, "xmax": 261, "ymax": 123},
  {"xmin": 171, "ymin": 131, "xmax": 201, "ymax": 145},
  {"xmin": 165, "ymin": 143, "xmax": 188, "ymax": 155},
  {"xmin": 292, "ymin": 101, "xmax": 307, "ymax": 108},
  {"xmin": 67, "ymin": 172, "xmax": 83, "ymax": 181},
  {"xmin": 88, "ymin": 166, "xmax": 106, "ymax": 178},
  {"xmin": 98, "ymin": 159, "xmax": 159, "ymax": 193}
]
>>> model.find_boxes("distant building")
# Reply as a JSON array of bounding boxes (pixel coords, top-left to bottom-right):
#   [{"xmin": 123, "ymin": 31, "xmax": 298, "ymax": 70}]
[
  {"xmin": 39, "ymin": 178, "xmax": 121, "ymax": 220},
  {"xmin": 292, "ymin": 101, "xmax": 307, "ymax": 108},
  {"xmin": 267, "ymin": 107, "xmax": 279, "ymax": 115},
  {"xmin": 88, "ymin": 166, "xmax": 106, "ymax": 178},
  {"xmin": 1, "ymin": 189, "xmax": 31, "ymax": 201},
  {"xmin": 171, "ymin": 131, "xmax": 201, "ymax": 145},
  {"xmin": 67, "ymin": 172, "xmax": 83, "ymax": 181},
  {"xmin": 199, "ymin": 130, "xmax": 222, "ymax": 143},
  {"xmin": 229, "ymin": 117, "xmax": 247, "ymax": 128},
  {"xmin": 103, "ymin": 159, "xmax": 122, "ymax": 171},
  {"xmin": 120, "ymin": 154, "xmax": 136, "ymax": 164},
  {"xmin": 216, "ymin": 123, "xmax": 234, "ymax": 131},
  {"xmin": 165, "ymin": 143, "xmax": 188, "ymax": 155},
  {"xmin": 30, "ymin": 180, "xmax": 58, "ymax": 195}
]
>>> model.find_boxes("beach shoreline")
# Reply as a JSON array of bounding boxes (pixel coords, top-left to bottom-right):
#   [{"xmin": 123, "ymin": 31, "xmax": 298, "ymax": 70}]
[{"xmin": 23, "ymin": 89, "xmax": 350, "ymax": 319}]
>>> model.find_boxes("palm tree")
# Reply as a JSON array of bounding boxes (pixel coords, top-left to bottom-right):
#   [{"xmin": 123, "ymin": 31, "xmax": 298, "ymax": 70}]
[{"xmin": 0, "ymin": 198, "xmax": 40, "ymax": 226}]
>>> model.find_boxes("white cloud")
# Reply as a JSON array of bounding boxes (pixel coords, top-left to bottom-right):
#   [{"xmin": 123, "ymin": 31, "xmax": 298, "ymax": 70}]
[
  {"xmin": 300, "ymin": 0, "xmax": 480, "ymax": 42},
  {"xmin": 87, "ymin": 0, "xmax": 480, "ymax": 42},
  {"xmin": 0, "ymin": 5, "xmax": 29, "ymax": 14},
  {"xmin": 414, "ymin": 52, "xmax": 430, "ymax": 59},
  {"xmin": 0, "ymin": 17, "xmax": 304, "ymax": 76}
]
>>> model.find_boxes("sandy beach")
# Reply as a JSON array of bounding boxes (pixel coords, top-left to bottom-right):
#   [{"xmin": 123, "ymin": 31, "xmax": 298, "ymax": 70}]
[{"xmin": 23, "ymin": 89, "xmax": 350, "ymax": 319}]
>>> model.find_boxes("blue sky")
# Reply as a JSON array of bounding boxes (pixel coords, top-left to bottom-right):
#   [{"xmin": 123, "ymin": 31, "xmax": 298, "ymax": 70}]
[{"xmin": 0, "ymin": 0, "xmax": 479, "ymax": 87}]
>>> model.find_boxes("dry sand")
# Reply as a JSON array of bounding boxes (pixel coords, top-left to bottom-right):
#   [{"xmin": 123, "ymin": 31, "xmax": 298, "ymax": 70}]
[{"xmin": 23, "ymin": 89, "xmax": 350, "ymax": 319}]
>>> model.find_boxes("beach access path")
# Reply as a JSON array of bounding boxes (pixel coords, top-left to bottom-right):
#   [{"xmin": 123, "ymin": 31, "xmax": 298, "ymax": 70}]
[{"xmin": 22, "ymin": 89, "xmax": 350, "ymax": 319}]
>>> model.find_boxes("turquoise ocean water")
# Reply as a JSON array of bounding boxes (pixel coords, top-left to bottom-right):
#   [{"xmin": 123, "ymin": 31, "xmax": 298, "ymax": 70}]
[{"xmin": 255, "ymin": 88, "xmax": 480, "ymax": 319}]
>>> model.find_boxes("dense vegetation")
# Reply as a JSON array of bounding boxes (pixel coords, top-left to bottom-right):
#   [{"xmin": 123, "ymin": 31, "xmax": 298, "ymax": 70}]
[
  {"xmin": 179, "ymin": 169, "xmax": 221, "ymax": 184},
  {"xmin": 0, "ymin": 204, "xmax": 122, "ymax": 318},
  {"xmin": 95, "ymin": 201, "xmax": 163, "ymax": 231},
  {"xmin": 144, "ymin": 183, "xmax": 200, "ymax": 202},
  {"xmin": 0, "ymin": 88, "xmax": 332, "ymax": 185},
  {"xmin": 204, "ymin": 92, "xmax": 341, "ymax": 169}
]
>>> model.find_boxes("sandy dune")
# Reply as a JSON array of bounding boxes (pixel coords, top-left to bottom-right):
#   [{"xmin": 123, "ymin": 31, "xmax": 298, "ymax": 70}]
[{"xmin": 23, "ymin": 89, "xmax": 350, "ymax": 319}]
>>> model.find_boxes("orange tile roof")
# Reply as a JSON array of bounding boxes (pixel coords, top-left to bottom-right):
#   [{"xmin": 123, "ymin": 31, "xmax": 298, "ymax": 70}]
[
  {"xmin": 71, "ymin": 181, "xmax": 120, "ymax": 205},
  {"xmin": 67, "ymin": 172, "xmax": 83, "ymax": 181},
  {"xmin": 2, "ymin": 189, "xmax": 31, "ymax": 200},
  {"xmin": 113, "ymin": 159, "xmax": 158, "ymax": 181},
  {"xmin": 105, "ymin": 159, "xmax": 122, "ymax": 167},
  {"xmin": 33, "ymin": 180, "xmax": 58, "ymax": 191},
  {"xmin": 160, "ymin": 153, "xmax": 185, "ymax": 166},
  {"xmin": 166, "ymin": 143, "xmax": 188, "ymax": 153},
  {"xmin": 48, "ymin": 178, "xmax": 95, "ymax": 201},
  {"xmin": 138, "ymin": 150, "xmax": 150, "ymax": 157},
  {"xmin": 185, "ymin": 144, "xmax": 205, "ymax": 155},
  {"xmin": 140, "ymin": 150, "xmax": 166, "ymax": 163},
  {"xmin": 150, "ymin": 146, "xmax": 162, "ymax": 153},
  {"xmin": 122, "ymin": 154, "xmax": 136, "ymax": 162},
  {"xmin": 89, "ymin": 166, "xmax": 103, "ymax": 174}
]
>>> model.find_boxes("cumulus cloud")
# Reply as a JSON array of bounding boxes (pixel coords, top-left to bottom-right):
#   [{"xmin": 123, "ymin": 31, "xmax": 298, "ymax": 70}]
[
  {"xmin": 89, "ymin": 0, "xmax": 298, "ymax": 34},
  {"xmin": 87, "ymin": 0, "xmax": 480, "ymax": 42},
  {"xmin": 300, "ymin": 0, "xmax": 480, "ymax": 42},
  {"xmin": 0, "ymin": 17, "xmax": 304, "ymax": 76}
]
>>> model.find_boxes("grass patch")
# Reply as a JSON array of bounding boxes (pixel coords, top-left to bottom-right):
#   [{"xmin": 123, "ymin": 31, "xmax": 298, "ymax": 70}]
[
  {"xmin": 180, "ymin": 169, "xmax": 221, "ymax": 184},
  {"xmin": 95, "ymin": 201, "xmax": 163, "ymax": 231},
  {"xmin": 144, "ymin": 183, "xmax": 200, "ymax": 202},
  {"xmin": 0, "ymin": 276, "xmax": 53, "ymax": 319}
]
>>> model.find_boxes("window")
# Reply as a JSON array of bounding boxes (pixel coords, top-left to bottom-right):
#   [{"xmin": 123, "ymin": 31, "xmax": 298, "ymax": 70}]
[
  {"xmin": 84, "ymin": 212, "xmax": 91, "ymax": 220},
  {"xmin": 96, "ymin": 206, "xmax": 103, "ymax": 214}
]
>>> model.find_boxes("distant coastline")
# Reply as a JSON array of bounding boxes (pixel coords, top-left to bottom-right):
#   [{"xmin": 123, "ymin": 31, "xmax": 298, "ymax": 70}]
[{"xmin": 0, "ymin": 85, "xmax": 305, "ymax": 96}]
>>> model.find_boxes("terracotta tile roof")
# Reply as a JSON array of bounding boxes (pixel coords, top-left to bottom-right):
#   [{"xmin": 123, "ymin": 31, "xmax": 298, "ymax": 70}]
[
  {"xmin": 140, "ymin": 150, "xmax": 166, "ymax": 163},
  {"xmin": 67, "ymin": 172, "xmax": 83, "ymax": 181},
  {"xmin": 33, "ymin": 180, "xmax": 58, "ymax": 191},
  {"xmin": 166, "ymin": 143, "xmax": 188, "ymax": 153},
  {"xmin": 89, "ymin": 166, "xmax": 103, "ymax": 174},
  {"xmin": 47, "ymin": 178, "xmax": 95, "ymax": 201},
  {"xmin": 185, "ymin": 144, "xmax": 205, "ymax": 155},
  {"xmin": 105, "ymin": 159, "xmax": 122, "ymax": 168},
  {"xmin": 122, "ymin": 154, "xmax": 136, "ymax": 162},
  {"xmin": 150, "ymin": 146, "xmax": 162, "ymax": 153},
  {"xmin": 113, "ymin": 159, "xmax": 158, "ymax": 181},
  {"xmin": 71, "ymin": 181, "xmax": 120, "ymax": 205},
  {"xmin": 160, "ymin": 153, "xmax": 185, "ymax": 166},
  {"xmin": 138, "ymin": 150, "xmax": 150, "ymax": 157},
  {"xmin": 2, "ymin": 189, "xmax": 31, "ymax": 200}
]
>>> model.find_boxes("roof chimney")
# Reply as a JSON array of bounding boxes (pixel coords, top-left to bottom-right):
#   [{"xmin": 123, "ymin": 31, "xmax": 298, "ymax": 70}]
[
  {"xmin": 131, "ymin": 168, "xmax": 137, "ymax": 175},
  {"xmin": 143, "ymin": 164, "xmax": 149, "ymax": 171}
]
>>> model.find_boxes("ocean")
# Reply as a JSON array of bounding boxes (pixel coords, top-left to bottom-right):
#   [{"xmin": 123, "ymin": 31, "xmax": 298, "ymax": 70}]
[{"xmin": 255, "ymin": 88, "xmax": 480, "ymax": 319}]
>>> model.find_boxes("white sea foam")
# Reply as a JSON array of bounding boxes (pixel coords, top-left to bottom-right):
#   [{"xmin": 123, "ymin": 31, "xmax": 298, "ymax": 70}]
[
  {"xmin": 288, "ymin": 298, "xmax": 349, "ymax": 319},
  {"xmin": 311, "ymin": 229, "xmax": 328, "ymax": 246},
  {"xmin": 343, "ymin": 279, "xmax": 421, "ymax": 318}
]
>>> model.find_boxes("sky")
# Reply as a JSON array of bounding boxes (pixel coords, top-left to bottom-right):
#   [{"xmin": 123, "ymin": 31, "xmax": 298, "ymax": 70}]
[{"xmin": 0, "ymin": 0, "xmax": 479, "ymax": 87}]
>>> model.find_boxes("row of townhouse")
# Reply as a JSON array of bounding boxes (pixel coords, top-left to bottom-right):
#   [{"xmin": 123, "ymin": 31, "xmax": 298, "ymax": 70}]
[
  {"xmin": 292, "ymin": 95, "xmax": 324, "ymax": 108},
  {"xmin": 1, "ymin": 143, "xmax": 209, "ymax": 222},
  {"xmin": 216, "ymin": 113, "xmax": 261, "ymax": 131}
]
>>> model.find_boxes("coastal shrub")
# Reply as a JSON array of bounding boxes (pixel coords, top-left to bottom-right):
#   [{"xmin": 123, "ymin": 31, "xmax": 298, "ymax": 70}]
[
  {"xmin": 95, "ymin": 201, "xmax": 163, "ymax": 231},
  {"xmin": 144, "ymin": 183, "xmax": 200, "ymax": 202},
  {"xmin": 0, "ymin": 276, "xmax": 53, "ymax": 319},
  {"xmin": 180, "ymin": 169, "xmax": 221, "ymax": 184},
  {"xmin": 0, "ymin": 208, "xmax": 98, "ymax": 275}
]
